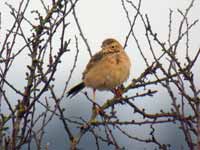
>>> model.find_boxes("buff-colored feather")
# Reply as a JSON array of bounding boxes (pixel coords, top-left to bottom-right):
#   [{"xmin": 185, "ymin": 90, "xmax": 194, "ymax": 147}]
[{"xmin": 67, "ymin": 38, "xmax": 131, "ymax": 97}]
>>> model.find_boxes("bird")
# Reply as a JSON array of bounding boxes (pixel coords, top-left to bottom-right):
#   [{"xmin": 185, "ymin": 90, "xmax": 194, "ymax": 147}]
[{"xmin": 67, "ymin": 38, "xmax": 131, "ymax": 99}]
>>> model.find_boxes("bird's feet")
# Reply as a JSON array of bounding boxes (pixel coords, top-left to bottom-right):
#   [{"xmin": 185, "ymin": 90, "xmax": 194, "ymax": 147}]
[{"xmin": 113, "ymin": 87, "xmax": 123, "ymax": 98}]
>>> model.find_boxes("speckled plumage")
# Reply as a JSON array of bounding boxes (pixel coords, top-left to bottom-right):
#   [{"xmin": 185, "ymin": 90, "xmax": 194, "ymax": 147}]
[{"xmin": 67, "ymin": 38, "xmax": 131, "ymax": 98}]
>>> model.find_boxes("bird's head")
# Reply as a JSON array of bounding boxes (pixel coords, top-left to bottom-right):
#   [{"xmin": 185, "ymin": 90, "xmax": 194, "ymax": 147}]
[{"xmin": 101, "ymin": 38, "xmax": 123, "ymax": 53}]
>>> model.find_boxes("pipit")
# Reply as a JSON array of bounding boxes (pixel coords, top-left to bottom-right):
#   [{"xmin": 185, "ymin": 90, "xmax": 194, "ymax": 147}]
[
  {"xmin": 67, "ymin": 38, "xmax": 131, "ymax": 119},
  {"xmin": 67, "ymin": 38, "xmax": 131, "ymax": 99}
]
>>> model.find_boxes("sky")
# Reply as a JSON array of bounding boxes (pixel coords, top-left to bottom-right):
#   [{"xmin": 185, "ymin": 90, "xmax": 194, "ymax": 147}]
[{"xmin": 0, "ymin": 0, "xmax": 200, "ymax": 149}]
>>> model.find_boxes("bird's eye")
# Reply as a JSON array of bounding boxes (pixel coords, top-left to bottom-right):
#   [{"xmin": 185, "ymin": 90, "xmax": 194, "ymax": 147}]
[{"xmin": 111, "ymin": 46, "xmax": 115, "ymax": 48}]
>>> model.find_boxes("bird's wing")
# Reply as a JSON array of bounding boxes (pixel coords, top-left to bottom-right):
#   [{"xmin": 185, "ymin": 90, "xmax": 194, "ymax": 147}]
[
  {"xmin": 82, "ymin": 48, "xmax": 121, "ymax": 79},
  {"xmin": 83, "ymin": 51, "xmax": 104, "ymax": 79}
]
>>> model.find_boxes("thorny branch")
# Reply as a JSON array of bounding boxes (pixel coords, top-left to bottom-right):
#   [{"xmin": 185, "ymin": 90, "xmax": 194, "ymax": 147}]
[{"xmin": 0, "ymin": 0, "xmax": 199, "ymax": 150}]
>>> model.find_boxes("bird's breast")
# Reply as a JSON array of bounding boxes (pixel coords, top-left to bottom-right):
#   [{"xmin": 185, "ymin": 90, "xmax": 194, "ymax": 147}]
[{"xmin": 83, "ymin": 52, "xmax": 131, "ymax": 90}]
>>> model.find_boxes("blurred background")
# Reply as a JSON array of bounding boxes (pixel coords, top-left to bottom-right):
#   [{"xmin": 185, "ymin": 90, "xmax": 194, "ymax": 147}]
[{"xmin": 0, "ymin": 0, "xmax": 200, "ymax": 149}]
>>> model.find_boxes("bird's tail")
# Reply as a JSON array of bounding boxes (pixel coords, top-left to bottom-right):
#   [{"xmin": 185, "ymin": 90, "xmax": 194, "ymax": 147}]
[{"xmin": 67, "ymin": 82, "xmax": 85, "ymax": 98}]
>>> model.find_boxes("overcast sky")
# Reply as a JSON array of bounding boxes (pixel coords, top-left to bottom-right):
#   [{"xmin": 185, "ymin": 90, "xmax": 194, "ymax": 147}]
[{"xmin": 0, "ymin": 0, "xmax": 200, "ymax": 149}]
